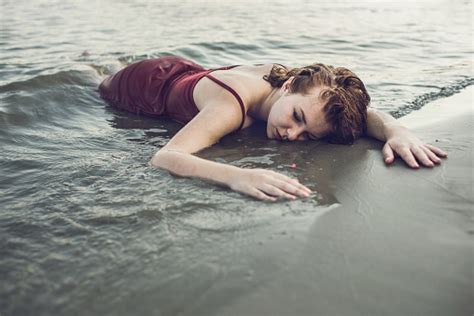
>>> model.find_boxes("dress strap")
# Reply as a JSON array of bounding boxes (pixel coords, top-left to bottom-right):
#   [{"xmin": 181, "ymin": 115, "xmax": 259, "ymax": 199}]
[
  {"xmin": 211, "ymin": 65, "xmax": 240, "ymax": 71},
  {"xmin": 205, "ymin": 72, "xmax": 246, "ymax": 131}
]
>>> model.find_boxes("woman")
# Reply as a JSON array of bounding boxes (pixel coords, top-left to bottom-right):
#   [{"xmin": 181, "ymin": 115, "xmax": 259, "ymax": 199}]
[{"xmin": 99, "ymin": 56, "xmax": 447, "ymax": 201}]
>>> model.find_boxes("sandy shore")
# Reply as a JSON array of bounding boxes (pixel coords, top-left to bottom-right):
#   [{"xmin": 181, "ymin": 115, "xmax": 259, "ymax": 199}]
[
  {"xmin": 204, "ymin": 87, "xmax": 473, "ymax": 316},
  {"xmin": 50, "ymin": 87, "xmax": 472, "ymax": 316}
]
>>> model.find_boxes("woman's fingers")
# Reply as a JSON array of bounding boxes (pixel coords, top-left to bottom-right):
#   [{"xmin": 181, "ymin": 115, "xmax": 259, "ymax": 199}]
[
  {"xmin": 261, "ymin": 184, "xmax": 297, "ymax": 200},
  {"xmin": 396, "ymin": 145, "xmax": 445, "ymax": 168},
  {"xmin": 269, "ymin": 178, "xmax": 310, "ymax": 198},
  {"xmin": 289, "ymin": 179, "xmax": 312, "ymax": 195},
  {"xmin": 383, "ymin": 143, "xmax": 395, "ymax": 164},
  {"xmin": 397, "ymin": 147, "xmax": 419, "ymax": 168},
  {"xmin": 235, "ymin": 169, "xmax": 313, "ymax": 201},
  {"xmin": 411, "ymin": 146, "xmax": 434, "ymax": 167},
  {"xmin": 384, "ymin": 137, "xmax": 447, "ymax": 169},
  {"xmin": 270, "ymin": 176, "xmax": 310, "ymax": 197},
  {"xmin": 249, "ymin": 188, "xmax": 277, "ymax": 202},
  {"xmin": 270, "ymin": 171, "xmax": 312, "ymax": 194},
  {"xmin": 421, "ymin": 146, "xmax": 442, "ymax": 164},
  {"xmin": 425, "ymin": 144, "xmax": 448, "ymax": 157}
]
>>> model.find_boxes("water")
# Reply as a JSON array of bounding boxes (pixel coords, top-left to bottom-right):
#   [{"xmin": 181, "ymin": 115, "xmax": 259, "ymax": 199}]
[{"xmin": 1, "ymin": 0, "xmax": 473, "ymax": 315}]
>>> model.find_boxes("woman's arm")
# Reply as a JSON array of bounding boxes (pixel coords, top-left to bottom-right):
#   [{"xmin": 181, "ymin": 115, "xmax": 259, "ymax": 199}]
[
  {"xmin": 150, "ymin": 101, "xmax": 311, "ymax": 201},
  {"xmin": 366, "ymin": 108, "xmax": 447, "ymax": 168}
]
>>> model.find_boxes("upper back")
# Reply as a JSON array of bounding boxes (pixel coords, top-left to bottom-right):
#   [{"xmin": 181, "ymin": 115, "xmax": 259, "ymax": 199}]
[{"xmin": 166, "ymin": 64, "xmax": 271, "ymax": 130}]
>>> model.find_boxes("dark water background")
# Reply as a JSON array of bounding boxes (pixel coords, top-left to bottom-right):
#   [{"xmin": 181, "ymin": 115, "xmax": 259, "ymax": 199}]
[{"xmin": 1, "ymin": 0, "xmax": 473, "ymax": 315}]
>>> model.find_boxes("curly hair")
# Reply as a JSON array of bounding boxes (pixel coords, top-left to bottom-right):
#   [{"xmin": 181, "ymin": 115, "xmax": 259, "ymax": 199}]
[{"xmin": 263, "ymin": 63, "xmax": 370, "ymax": 144}]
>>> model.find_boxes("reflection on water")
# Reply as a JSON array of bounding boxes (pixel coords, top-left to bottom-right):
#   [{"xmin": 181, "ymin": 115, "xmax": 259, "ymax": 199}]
[{"xmin": 0, "ymin": 0, "xmax": 473, "ymax": 315}]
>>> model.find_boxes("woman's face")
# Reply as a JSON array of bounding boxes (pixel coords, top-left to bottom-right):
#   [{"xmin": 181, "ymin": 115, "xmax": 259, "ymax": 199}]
[{"xmin": 266, "ymin": 85, "xmax": 332, "ymax": 141}]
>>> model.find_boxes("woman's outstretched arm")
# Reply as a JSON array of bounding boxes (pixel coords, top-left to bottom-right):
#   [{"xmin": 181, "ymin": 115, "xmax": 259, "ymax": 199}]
[
  {"xmin": 149, "ymin": 101, "xmax": 311, "ymax": 201},
  {"xmin": 365, "ymin": 108, "xmax": 447, "ymax": 168}
]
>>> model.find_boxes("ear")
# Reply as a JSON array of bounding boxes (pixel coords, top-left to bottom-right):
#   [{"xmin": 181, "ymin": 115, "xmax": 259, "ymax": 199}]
[{"xmin": 281, "ymin": 76, "xmax": 295, "ymax": 94}]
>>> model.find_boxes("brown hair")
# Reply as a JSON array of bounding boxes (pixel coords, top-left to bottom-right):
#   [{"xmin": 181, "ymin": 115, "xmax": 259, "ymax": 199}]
[{"xmin": 263, "ymin": 63, "xmax": 370, "ymax": 144}]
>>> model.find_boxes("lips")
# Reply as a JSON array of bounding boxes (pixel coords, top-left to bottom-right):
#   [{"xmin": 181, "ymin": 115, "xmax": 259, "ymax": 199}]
[{"xmin": 275, "ymin": 129, "xmax": 283, "ymax": 140}]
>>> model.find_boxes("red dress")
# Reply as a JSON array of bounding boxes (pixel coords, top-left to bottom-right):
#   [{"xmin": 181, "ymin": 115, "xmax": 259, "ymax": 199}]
[{"xmin": 99, "ymin": 56, "xmax": 246, "ymax": 130}]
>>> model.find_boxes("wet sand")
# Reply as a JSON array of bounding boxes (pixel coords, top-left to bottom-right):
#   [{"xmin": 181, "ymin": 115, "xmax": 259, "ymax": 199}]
[
  {"xmin": 199, "ymin": 87, "xmax": 473, "ymax": 316},
  {"xmin": 19, "ymin": 87, "xmax": 470, "ymax": 316}
]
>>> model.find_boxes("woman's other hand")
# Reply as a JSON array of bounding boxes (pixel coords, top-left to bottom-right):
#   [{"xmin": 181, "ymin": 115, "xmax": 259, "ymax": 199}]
[
  {"xmin": 229, "ymin": 168, "xmax": 312, "ymax": 201},
  {"xmin": 383, "ymin": 127, "xmax": 448, "ymax": 168}
]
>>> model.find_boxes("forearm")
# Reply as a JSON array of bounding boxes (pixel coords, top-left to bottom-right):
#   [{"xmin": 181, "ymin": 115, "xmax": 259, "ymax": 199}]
[
  {"xmin": 366, "ymin": 108, "xmax": 408, "ymax": 142},
  {"xmin": 149, "ymin": 150, "xmax": 240, "ymax": 187}
]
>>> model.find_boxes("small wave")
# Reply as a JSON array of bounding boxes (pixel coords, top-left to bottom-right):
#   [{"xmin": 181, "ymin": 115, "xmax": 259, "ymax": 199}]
[
  {"xmin": 0, "ymin": 68, "xmax": 107, "ymax": 132},
  {"xmin": 194, "ymin": 41, "xmax": 264, "ymax": 53},
  {"xmin": 0, "ymin": 69, "xmax": 99, "ymax": 93},
  {"xmin": 391, "ymin": 77, "xmax": 474, "ymax": 118}
]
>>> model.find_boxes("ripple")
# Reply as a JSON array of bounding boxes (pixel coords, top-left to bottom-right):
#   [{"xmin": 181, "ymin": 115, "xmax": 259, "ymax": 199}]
[
  {"xmin": 1, "ymin": 0, "xmax": 473, "ymax": 314},
  {"xmin": 391, "ymin": 77, "xmax": 474, "ymax": 118}
]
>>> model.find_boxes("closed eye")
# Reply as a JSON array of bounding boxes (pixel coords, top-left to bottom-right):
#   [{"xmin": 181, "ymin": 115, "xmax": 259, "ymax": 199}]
[{"xmin": 293, "ymin": 109, "xmax": 301, "ymax": 122}]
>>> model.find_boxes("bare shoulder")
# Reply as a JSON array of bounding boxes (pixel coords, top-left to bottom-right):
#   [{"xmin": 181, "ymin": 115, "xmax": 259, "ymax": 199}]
[{"xmin": 193, "ymin": 64, "xmax": 275, "ymax": 129}]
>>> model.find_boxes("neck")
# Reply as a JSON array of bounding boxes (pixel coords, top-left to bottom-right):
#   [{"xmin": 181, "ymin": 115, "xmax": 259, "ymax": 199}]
[
  {"xmin": 248, "ymin": 84, "xmax": 280, "ymax": 121},
  {"xmin": 245, "ymin": 63, "xmax": 286, "ymax": 121}
]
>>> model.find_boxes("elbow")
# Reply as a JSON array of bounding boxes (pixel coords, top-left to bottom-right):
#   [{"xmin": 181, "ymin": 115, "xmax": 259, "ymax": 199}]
[
  {"xmin": 149, "ymin": 151, "xmax": 166, "ymax": 168},
  {"xmin": 148, "ymin": 157, "xmax": 160, "ymax": 168},
  {"xmin": 148, "ymin": 149, "xmax": 195, "ymax": 178},
  {"xmin": 149, "ymin": 149, "xmax": 186, "ymax": 169}
]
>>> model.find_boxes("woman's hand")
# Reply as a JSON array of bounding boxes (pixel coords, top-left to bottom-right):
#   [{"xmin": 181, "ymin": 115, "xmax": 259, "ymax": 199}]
[
  {"xmin": 229, "ymin": 168, "xmax": 312, "ymax": 201},
  {"xmin": 383, "ymin": 127, "xmax": 448, "ymax": 168}
]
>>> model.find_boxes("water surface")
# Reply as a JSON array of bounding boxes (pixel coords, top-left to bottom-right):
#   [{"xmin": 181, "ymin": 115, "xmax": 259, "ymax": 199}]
[{"xmin": 1, "ymin": 0, "xmax": 472, "ymax": 315}]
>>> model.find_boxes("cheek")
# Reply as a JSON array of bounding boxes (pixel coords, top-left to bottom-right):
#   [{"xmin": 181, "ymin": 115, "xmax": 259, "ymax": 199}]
[
  {"xmin": 276, "ymin": 103, "xmax": 290, "ymax": 119},
  {"xmin": 268, "ymin": 106, "xmax": 280, "ymax": 124},
  {"xmin": 270, "ymin": 99, "xmax": 292, "ymax": 125}
]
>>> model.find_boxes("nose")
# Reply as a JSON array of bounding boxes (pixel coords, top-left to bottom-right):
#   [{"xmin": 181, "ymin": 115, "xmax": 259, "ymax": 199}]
[{"xmin": 286, "ymin": 126, "xmax": 305, "ymax": 141}]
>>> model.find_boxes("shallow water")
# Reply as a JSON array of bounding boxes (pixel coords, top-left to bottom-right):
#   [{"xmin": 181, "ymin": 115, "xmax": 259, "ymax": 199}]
[{"xmin": 1, "ymin": 0, "xmax": 473, "ymax": 315}]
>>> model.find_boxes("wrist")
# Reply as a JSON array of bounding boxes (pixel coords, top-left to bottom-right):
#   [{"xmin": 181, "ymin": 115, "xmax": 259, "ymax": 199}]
[
  {"xmin": 384, "ymin": 122, "xmax": 409, "ymax": 140},
  {"xmin": 221, "ymin": 164, "xmax": 243, "ymax": 187}
]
